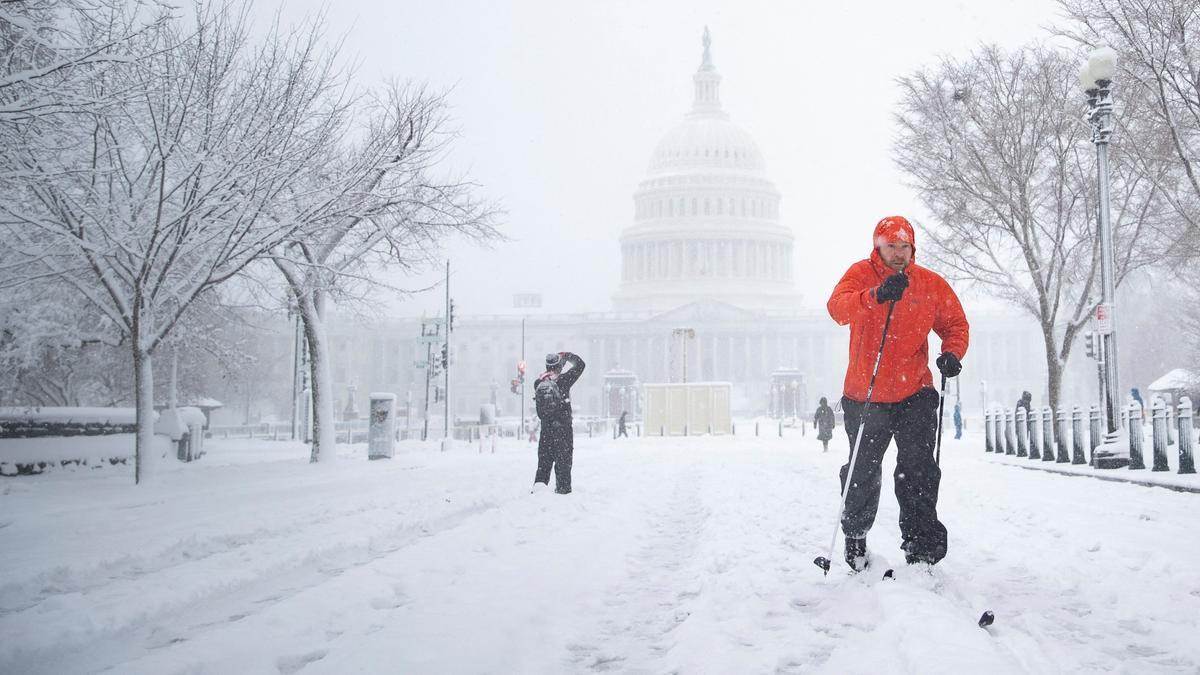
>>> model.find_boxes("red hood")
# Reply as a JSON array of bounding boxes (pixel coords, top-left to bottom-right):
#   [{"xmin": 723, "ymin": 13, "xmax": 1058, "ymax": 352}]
[{"xmin": 871, "ymin": 215, "xmax": 916, "ymax": 269}]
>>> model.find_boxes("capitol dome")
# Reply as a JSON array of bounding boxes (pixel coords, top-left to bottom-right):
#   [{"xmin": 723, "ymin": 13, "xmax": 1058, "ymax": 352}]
[
  {"xmin": 612, "ymin": 29, "xmax": 801, "ymax": 314},
  {"xmin": 647, "ymin": 115, "xmax": 767, "ymax": 177}
]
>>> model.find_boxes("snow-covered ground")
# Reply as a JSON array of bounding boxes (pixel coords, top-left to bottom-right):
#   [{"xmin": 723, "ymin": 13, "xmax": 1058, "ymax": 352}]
[{"xmin": 2, "ymin": 428, "xmax": 1198, "ymax": 674}]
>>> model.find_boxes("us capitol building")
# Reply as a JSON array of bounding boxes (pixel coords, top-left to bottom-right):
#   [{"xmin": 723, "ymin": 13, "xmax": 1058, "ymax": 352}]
[{"xmin": 322, "ymin": 32, "xmax": 1063, "ymax": 424}]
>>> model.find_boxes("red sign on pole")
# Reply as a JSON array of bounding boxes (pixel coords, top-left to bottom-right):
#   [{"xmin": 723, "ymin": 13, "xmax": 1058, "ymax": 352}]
[{"xmin": 1094, "ymin": 302, "xmax": 1113, "ymax": 335}]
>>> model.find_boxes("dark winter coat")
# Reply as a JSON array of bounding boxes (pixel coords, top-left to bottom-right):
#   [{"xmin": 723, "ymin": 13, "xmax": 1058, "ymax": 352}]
[
  {"xmin": 814, "ymin": 404, "xmax": 836, "ymax": 441},
  {"xmin": 1015, "ymin": 392, "xmax": 1032, "ymax": 418},
  {"xmin": 534, "ymin": 353, "xmax": 585, "ymax": 453}
]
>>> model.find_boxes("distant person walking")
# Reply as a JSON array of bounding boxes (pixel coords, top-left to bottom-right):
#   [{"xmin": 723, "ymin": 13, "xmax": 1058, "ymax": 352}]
[
  {"xmin": 1015, "ymin": 391, "xmax": 1032, "ymax": 418},
  {"xmin": 617, "ymin": 411, "xmax": 629, "ymax": 438},
  {"xmin": 813, "ymin": 397, "xmax": 836, "ymax": 452},
  {"xmin": 1130, "ymin": 387, "xmax": 1144, "ymax": 410},
  {"xmin": 532, "ymin": 352, "xmax": 586, "ymax": 494},
  {"xmin": 953, "ymin": 400, "xmax": 962, "ymax": 440}
]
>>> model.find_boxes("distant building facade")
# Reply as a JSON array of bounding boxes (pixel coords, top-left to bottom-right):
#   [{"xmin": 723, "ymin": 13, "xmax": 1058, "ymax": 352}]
[{"xmin": 322, "ymin": 32, "xmax": 1087, "ymax": 423}]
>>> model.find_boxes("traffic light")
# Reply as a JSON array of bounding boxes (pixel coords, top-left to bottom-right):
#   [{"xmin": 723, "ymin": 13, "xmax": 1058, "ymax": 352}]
[
  {"xmin": 449, "ymin": 299, "xmax": 456, "ymax": 333},
  {"xmin": 1084, "ymin": 331, "xmax": 1098, "ymax": 360},
  {"xmin": 510, "ymin": 378, "xmax": 520, "ymax": 394},
  {"xmin": 440, "ymin": 343, "xmax": 448, "ymax": 368}
]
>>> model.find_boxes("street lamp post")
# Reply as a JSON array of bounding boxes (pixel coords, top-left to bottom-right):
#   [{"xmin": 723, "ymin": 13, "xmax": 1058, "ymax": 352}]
[
  {"xmin": 672, "ymin": 327, "xmax": 696, "ymax": 383},
  {"xmin": 1081, "ymin": 46, "xmax": 1122, "ymax": 439}
]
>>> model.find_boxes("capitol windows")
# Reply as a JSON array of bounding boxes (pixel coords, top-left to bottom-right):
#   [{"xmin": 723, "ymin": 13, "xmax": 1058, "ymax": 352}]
[
  {"xmin": 668, "ymin": 199, "xmax": 674, "ymax": 217},
  {"xmin": 716, "ymin": 198, "xmax": 723, "ymax": 215},
  {"xmin": 691, "ymin": 198, "xmax": 698, "ymax": 215},
  {"xmin": 704, "ymin": 199, "xmax": 710, "ymax": 216}
]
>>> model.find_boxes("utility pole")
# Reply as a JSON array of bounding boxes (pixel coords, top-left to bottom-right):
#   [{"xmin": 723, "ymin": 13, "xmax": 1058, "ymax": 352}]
[
  {"xmin": 672, "ymin": 327, "xmax": 695, "ymax": 383},
  {"xmin": 290, "ymin": 308, "xmax": 302, "ymax": 440},
  {"xmin": 422, "ymin": 320, "xmax": 438, "ymax": 441},
  {"xmin": 444, "ymin": 260, "xmax": 451, "ymax": 440},
  {"xmin": 521, "ymin": 317, "xmax": 526, "ymax": 436}
]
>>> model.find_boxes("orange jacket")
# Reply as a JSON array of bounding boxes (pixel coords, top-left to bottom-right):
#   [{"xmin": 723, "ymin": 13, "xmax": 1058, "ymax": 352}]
[{"xmin": 827, "ymin": 244, "xmax": 969, "ymax": 404}]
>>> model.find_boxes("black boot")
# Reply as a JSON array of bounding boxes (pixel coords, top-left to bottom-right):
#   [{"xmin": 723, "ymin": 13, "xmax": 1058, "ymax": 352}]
[{"xmin": 844, "ymin": 537, "xmax": 868, "ymax": 572}]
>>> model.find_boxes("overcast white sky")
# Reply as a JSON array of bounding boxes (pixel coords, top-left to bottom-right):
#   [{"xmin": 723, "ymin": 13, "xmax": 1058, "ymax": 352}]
[{"xmin": 256, "ymin": 0, "xmax": 1072, "ymax": 318}]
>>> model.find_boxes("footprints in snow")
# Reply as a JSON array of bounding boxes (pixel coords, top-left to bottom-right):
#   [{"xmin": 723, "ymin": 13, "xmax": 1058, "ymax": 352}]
[{"xmin": 276, "ymin": 649, "xmax": 328, "ymax": 674}]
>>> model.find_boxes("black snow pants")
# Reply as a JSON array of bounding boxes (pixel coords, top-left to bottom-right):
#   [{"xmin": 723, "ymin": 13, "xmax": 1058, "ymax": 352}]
[
  {"xmin": 535, "ymin": 418, "xmax": 573, "ymax": 493},
  {"xmin": 839, "ymin": 387, "xmax": 948, "ymax": 563}
]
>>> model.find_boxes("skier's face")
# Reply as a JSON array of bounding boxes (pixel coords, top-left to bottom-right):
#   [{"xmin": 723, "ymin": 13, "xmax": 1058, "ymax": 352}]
[{"xmin": 879, "ymin": 241, "xmax": 912, "ymax": 272}]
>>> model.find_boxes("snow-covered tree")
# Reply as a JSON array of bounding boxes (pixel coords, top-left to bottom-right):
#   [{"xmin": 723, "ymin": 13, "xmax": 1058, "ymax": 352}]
[
  {"xmin": 1, "ymin": 0, "xmax": 169, "ymax": 129},
  {"xmin": 0, "ymin": 5, "xmax": 350, "ymax": 482},
  {"xmin": 1056, "ymin": 0, "xmax": 1200, "ymax": 264},
  {"xmin": 894, "ymin": 45, "xmax": 1165, "ymax": 410},
  {"xmin": 270, "ymin": 82, "xmax": 500, "ymax": 463}
]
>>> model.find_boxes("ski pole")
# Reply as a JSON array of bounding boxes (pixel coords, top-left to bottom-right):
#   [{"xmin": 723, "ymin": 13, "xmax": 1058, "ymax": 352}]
[
  {"xmin": 814, "ymin": 299, "xmax": 897, "ymax": 576},
  {"xmin": 935, "ymin": 374, "xmax": 948, "ymax": 465}
]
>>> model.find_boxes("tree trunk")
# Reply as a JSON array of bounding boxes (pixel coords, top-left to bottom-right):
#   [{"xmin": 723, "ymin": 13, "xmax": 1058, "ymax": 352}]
[
  {"xmin": 298, "ymin": 294, "xmax": 336, "ymax": 463},
  {"xmin": 133, "ymin": 347, "xmax": 154, "ymax": 484},
  {"xmin": 1041, "ymin": 323, "xmax": 1063, "ymax": 413}
]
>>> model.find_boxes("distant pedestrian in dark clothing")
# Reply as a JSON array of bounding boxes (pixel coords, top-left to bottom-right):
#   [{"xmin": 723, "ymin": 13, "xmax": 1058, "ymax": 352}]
[
  {"xmin": 1015, "ymin": 391, "xmax": 1032, "ymax": 418},
  {"xmin": 617, "ymin": 411, "xmax": 629, "ymax": 438},
  {"xmin": 533, "ymin": 351, "xmax": 585, "ymax": 494},
  {"xmin": 953, "ymin": 400, "xmax": 962, "ymax": 439},
  {"xmin": 1130, "ymin": 388, "xmax": 1144, "ymax": 409},
  {"xmin": 813, "ymin": 397, "xmax": 836, "ymax": 452}
]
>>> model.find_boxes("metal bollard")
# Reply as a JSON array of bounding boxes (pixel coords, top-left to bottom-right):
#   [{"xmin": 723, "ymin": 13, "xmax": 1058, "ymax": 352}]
[
  {"xmin": 1167, "ymin": 403, "xmax": 1178, "ymax": 446},
  {"xmin": 732, "ymin": 422, "xmax": 736, "ymax": 435},
  {"xmin": 1071, "ymin": 406, "xmax": 1086, "ymax": 464},
  {"xmin": 709, "ymin": 423, "xmax": 714, "ymax": 436},
  {"xmin": 1004, "ymin": 409, "xmax": 1016, "ymax": 456},
  {"xmin": 995, "ymin": 408, "xmax": 1006, "ymax": 455},
  {"xmin": 1056, "ymin": 407, "xmax": 1070, "ymax": 463},
  {"xmin": 1127, "ymin": 403, "xmax": 1145, "ymax": 470},
  {"xmin": 1016, "ymin": 407, "xmax": 1028, "ymax": 457},
  {"xmin": 1151, "ymin": 399, "xmax": 1170, "ymax": 471},
  {"xmin": 1088, "ymin": 404, "xmax": 1103, "ymax": 465},
  {"xmin": 1042, "ymin": 407, "xmax": 1055, "ymax": 462},
  {"xmin": 756, "ymin": 422, "xmax": 760, "ymax": 437},
  {"xmin": 660, "ymin": 425, "xmax": 665, "ymax": 437},
  {"xmin": 984, "ymin": 409, "xmax": 994, "ymax": 452},
  {"xmin": 1177, "ymin": 396, "xmax": 1195, "ymax": 474},
  {"xmin": 684, "ymin": 424, "xmax": 689, "ymax": 437},
  {"xmin": 778, "ymin": 421, "xmax": 783, "ymax": 438},
  {"xmin": 1027, "ymin": 407, "xmax": 1040, "ymax": 460}
]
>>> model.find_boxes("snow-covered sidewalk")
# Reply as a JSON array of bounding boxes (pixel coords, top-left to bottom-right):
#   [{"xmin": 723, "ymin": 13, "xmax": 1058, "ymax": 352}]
[{"xmin": 1, "ymin": 431, "xmax": 1197, "ymax": 673}]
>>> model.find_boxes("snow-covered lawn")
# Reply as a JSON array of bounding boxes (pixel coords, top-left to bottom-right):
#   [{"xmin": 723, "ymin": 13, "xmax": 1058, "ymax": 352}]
[{"xmin": 2, "ymin": 430, "xmax": 1198, "ymax": 674}]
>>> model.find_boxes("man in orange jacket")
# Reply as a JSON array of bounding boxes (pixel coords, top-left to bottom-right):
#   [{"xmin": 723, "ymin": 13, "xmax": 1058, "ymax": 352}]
[{"xmin": 827, "ymin": 215, "xmax": 969, "ymax": 571}]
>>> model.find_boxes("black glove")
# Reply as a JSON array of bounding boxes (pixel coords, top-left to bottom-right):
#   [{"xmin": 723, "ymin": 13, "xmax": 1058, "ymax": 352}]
[
  {"xmin": 936, "ymin": 352, "xmax": 962, "ymax": 378},
  {"xmin": 876, "ymin": 273, "xmax": 909, "ymax": 303}
]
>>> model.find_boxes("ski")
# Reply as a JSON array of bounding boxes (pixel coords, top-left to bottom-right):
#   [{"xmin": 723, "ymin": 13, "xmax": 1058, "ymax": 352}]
[{"xmin": 879, "ymin": 567, "xmax": 995, "ymax": 629}]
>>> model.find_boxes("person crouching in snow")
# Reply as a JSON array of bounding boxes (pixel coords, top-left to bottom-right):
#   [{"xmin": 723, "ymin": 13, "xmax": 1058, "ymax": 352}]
[
  {"xmin": 826, "ymin": 215, "xmax": 969, "ymax": 571},
  {"xmin": 532, "ymin": 351, "xmax": 585, "ymax": 494}
]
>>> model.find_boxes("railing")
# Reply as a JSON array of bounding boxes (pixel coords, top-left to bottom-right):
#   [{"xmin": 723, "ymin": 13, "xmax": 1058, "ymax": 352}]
[{"xmin": 982, "ymin": 396, "xmax": 1196, "ymax": 475}]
